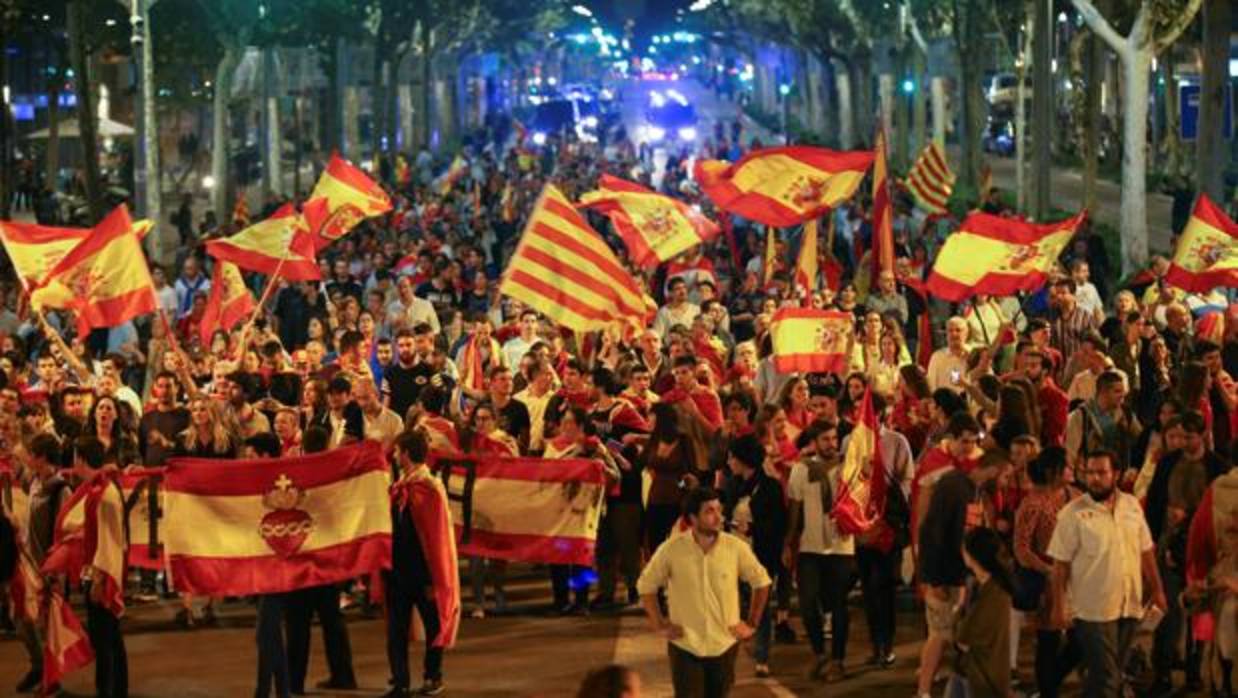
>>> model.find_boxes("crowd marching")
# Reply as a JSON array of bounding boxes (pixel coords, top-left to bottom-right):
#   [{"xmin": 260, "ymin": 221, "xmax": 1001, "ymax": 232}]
[{"xmin": 0, "ymin": 112, "xmax": 1237, "ymax": 698}]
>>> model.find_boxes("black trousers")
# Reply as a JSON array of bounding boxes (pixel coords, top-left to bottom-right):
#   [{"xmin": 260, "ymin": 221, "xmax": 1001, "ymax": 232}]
[
  {"xmin": 1034, "ymin": 628, "xmax": 1082, "ymax": 698},
  {"xmin": 668, "ymin": 642, "xmax": 737, "ymax": 698},
  {"xmin": 385, "ymin": 578, "xmax": 443, "ymax": 687},
  {"xmin": 857, "ymin": 545, "xmax": 900, "ymax": 652},
  {"xmin": 550, "ymin": 564, "xmax": 589, "ymax": 608},
  {"xmin": 85, "ymin": 595, "xmax": 128, "ymax": 698},
  {"xmin": 284, "ymin": 584, "xmax": 355, "ymax": 692},
  {"xmin": 646, "ymin": 503, "xmax": 681, "ymax": 552},
  {"xmin": 797, "ymin": 553, "xmax": 856, "ymax": 661},
  {"xmin": 596, "ymin": 501, "xmax": 642, "ymax": 600},
  {"xmin": 255, "ymin": 593, "xmax": 290, "ymax": 698}
]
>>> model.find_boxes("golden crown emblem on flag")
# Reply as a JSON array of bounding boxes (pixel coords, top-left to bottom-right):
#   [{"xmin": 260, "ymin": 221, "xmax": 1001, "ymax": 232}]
[
  {"xmin": 1193, "ymin": 239, "xmax": 1231, "ymax": 267},
  {"xmin": 815, "ymin": 323, "xmax": 845, "ymax": 352},
  {"xmin": 1005, "ymin": 244, "xmax": 1041, "ymax": 270},
  {"xmin": 790, "ymin": 177, "xmax": 827, "ymax": 208},
  {"xmin": 322, "ymin": 204, "xmax": 366, "ymax": 240},
  {"xmin": 259, "ymin": 474, "xmax": 313, "ymax": 557},
  {"xmin": 68, "ymin": 268, "xmax": 104, "ymax": 299},
  {"xmin": 641, "ymin": 209, "xmax": 676, "ymax": 240}
]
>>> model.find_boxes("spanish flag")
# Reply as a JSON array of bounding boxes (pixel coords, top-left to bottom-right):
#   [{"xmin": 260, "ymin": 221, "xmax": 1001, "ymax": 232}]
[
  {"xmin": 1165, "ymin": 194, "xmax": 1238, "ymax": 293},
  {"xmin": 0, "ymin": 217, "xmax": 151, "ymax": 288},
  {"xmin": 42, "ymin": 589, "xmax": 94, "ymax": 695},
  {"xmin": 199, "ymin": 260, "xmax": 257, "ymax": 346},
  {"xmin": 905, "ymin": 141, "xmax": 956, "ymax": 215},
  {"xmin": 206, "ymin": 203, "xmax": 321, "ymax": 281},
  {"xmin": 871, "ymin": 129, "xmax": 895, "ymax": 278},
  {"xmin": 832, "ymin": 388, "xmax": 888, "ymax": 539},
  {"xmin": 769, "ymin": 307, "xmax": 852, "ymax": 374},
  {"xmin": 794, "ymin": 218, "xmax": 820, "ymax": 297},
  {"xmin": 30, "ymin": 205, "xmax": 158, "ymax": 335},
  {"xmin": 925, "ymin": 211, "xmax": 1085, "ymax": 302},
  {"xmin": 42, "ymin": 474, "xmax": 127, "ymax": 618},
  {"xmin": 500, "ymin": 184, "xmax": 656, "ymax": 333},
  {"xmin": 307, "ymin": 152, "xmax": 393, "ymax": 248},
  {"xmin": 120, "ymin": 472, "xmax": 165, "ymax": 571},
  {"xmin": 578, "ymin": 173, "xmax": 719, "ymax": 268},
  {"xmin": 694, "ymin": 146, "xmax": 874, "ymax": 227},
  {"xmin": 163, "ymin": 441, "xmax": 392, "ymax": 596},
  {"xmin": 437, "ymin": 154, "xmax": 468, "ymax": 195}
]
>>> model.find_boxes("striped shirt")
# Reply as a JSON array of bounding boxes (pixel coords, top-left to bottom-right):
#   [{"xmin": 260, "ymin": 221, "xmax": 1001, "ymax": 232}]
[{"xmin": 1051, "ymin": 306, "xmax": 1098, "ymax": 369}]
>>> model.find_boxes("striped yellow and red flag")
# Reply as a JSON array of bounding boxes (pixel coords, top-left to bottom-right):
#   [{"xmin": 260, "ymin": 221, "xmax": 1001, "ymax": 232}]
[
  {"xmin": 694, "ymin": 146, "xmax": 874, "ymax": 227},
  {"xmin": 306, "ymin": 152, "xmax": 393, "ymax": 248},
  {"xmin": 905, "ymin": 141, "xmax": 956, "ymax": 215},
  {"xmin": 0, "ymin": 217, "xmax": 151, "ymax": 288},
  {"xmin": 42, "ymin": 589, "xmax": 94, "ymax": 694},
  {"xmin": 434, "ymin": 453, "xmax": 607, "ymax": 565},
  {"xmin": 833, "ymin": 388, "xmax": 888, "ymax": 537},
  {"xmin": 794, "ymin": 218, "xmax": 820, "ymax": 297},
  {"xmin": 199, "ymin": 260, "xmax": 257, "ymax": 346},
  {"xmin": 769, "ymin": 307, "xmax": 852, "ymax": 374},
  {"xmin": 871, "ymin": 128, "xmax": 895, "ymax": 278},
  {"xmin": 499, "ymin": 184, "xmax": 655, "ymax": 333},
  {"xmin": 163, "ymin": 440, "xmax": 392, "ymax": 596},
  {"xmin": 205, "ymin": 203, "xmax": 321, "ymax": 281},
  {"xmin": 926, "ymin": 211, "xmax": 1085, "ymax": 302},
  {"xmin": 232, "ymin": 192, "xmax": 250, "ymax": 227},
  {"xmin": 578, "ymin": 173, "xmax": 720, "ymax": 268},
  {"xmin": 30, "ymin": 205, "xmax": 158, "ymax": 334},
  {"xmin": 1165, "ymin": 194, "xmax": 1238, "ymax": 293}
]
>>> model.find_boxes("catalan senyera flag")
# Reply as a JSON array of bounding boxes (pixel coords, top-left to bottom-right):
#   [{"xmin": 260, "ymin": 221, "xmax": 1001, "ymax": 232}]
[
  {"xmin": 694, "ymin": 146, "xmax": 874, "ymax": 227},
  {"xmin": 925, "ymin": 211, "xmax": 1085, "ymax": 302},
  {"xmin": 434, "ymin": 454, "xmax": 607, "ymax": 565},
  {"xmin": 794, "ymin": 218, "xmax": 820, "ymax": 297},
  {"xmin": 832, "ymin": 388, "xmax": 887, "ymax": 537},
  {"xmin": 769, "ymin": 307, "xmax": 852, "ymax": 374},
  {"xmin": 905, "ymin": 141, "xmax": 956, "ymax": 215},
  {"xmin": 0, "ymin": 217, "xmax": 152, "ymax": 289},
  {"xmin": 307, "ymin": 152, "xmax": 393, "ymax": 248},
  {"xmin": 163, "ymin": 440, "xmax": 391, "ymax": 596},
  {"xmin": 30, "ymin": 205, "xmax": 158, "ymax": 335},
  {"xmin": 205, "ymin": 203, "xmax": 321, "ymax": 281},
  {"xmin": 500, "ymin": 184, "xmax": 656, "ymax": 333},
  {"xmin": 871, "ymin": 129, "xmax": 895, "ymax": 280},
  {"xmin": 578, "ymin": 173, "xmax": 719, "ymax": 268},
  {"xmin": 1165, "ymin": 194, "xmax": 1238, "ymax": 293},
  {"xmin": 42, "ymin": 589, "xmax": 94, "ymax": 695},
  {"xmin": 199, "ymin": 260, "xmax": 257, "ymax": 347}
]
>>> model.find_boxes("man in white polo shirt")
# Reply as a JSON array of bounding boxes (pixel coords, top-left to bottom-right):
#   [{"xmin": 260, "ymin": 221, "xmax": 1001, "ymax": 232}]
[
  {"xmin": 638, "ymin": 487, "xmax": 772, "ymax": 698},
  {"xmin": 1048, "ymin": 449, "xmax": 1167, "ymax": 698}
]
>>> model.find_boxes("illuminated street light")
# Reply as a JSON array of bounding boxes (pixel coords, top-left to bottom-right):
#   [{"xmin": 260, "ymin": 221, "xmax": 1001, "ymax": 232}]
[{"xmin": 571, "ymin": 5, "xmax": 592, "ymax": 17}]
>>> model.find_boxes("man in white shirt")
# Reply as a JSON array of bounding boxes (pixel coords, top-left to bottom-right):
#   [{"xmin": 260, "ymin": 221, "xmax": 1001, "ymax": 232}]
[
  {"xmin": 652, "ymin": 277, "xmax": 700, "ymax": 339},
  {"xmin": 501, "ymin": 309, "xmax": 540, "ymax": 370},
  {"xmin": 151, "ymin": 266, "xmax": 179, "ymax": 316},
  {"xmin": 353, "ymin": 378, "xmax": 403, "ymax": 450},
  {"xmin": 926, "ymin": 316, "xmax": 970, "ymax": 393},
  {"xmin": 785, "ymin": 422, "xmax": 855, "ymax": 682},
  {"xmin": 386, "ymin": 276, "xmax": 441, "ymax": 336},
  {"xmin": 513, "ymin": 360, "xmax": 555, "ymax": 454},
  {"xmin": 1071, "ymin": 260, "xmax": 1105, "ymax": 323},
  {"xmin": 1048, "ymin": 449, "xmax": 1166, "ymax": 698},
  {"xmin": 638, "ymin": 487, "xmax": 771, "ymax": 698}
]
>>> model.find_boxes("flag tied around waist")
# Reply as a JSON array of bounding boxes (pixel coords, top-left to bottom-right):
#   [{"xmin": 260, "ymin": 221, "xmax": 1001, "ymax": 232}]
[
  {"xmin": 163, "ymin": 440, "xmax": 392, "ymax": 596},
  {"xmin": 432, "ymin": 454, "xmax": 607, "ymax": 566}
]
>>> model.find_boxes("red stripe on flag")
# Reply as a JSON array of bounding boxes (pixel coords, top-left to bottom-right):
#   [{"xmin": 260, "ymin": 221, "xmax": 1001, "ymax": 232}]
[
  {"xmin": 165, "ymin": 440, "xmax": 388, "ymax": 496},
  {"xmin": 205, "ymin": 242, "xmax": 322, "ymax": 281},
  {"xmin": 74, "ymin": 287, "xmax": 158, "ymax": 331},
  {"xmin": 455, "ymin": 528, "xmax": 596, "ymax": 566},
  {"xmin": 516, "ymin": 241, "xmax": 645, "ymax": 318},
  {"xmin": 772, "ymin": 353, "xmax": 849, "ymax": 375},
  {"xmin": 926, "ymin": 269, "xmax": 1054, "ymax": 303},
  {"xmin": 505, "ymin": 269, "xmax": 623, "ymax": 324}
]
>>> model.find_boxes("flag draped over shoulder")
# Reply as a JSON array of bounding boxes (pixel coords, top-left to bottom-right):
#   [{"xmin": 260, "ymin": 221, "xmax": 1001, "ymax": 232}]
[
  {"xmin": 434, "ymin": 454, "xmax": 607, "ymax": 566},
  {"xmin": 162, "ymin": 441, "xmax": 392, "ymax": 596},
  {"xmin": 1165, "ymin": 194, "xmax": 1238, "ymax": 293},
  {"xmin": 306, "ymin": 152, "xmax": 393, "ymax": 248},
  {"xmin": 391, "ymin": 469, "xmax": 460, "ymax": 648},
  {"xmin": 29, "ymin": 205, "xmax": 158, "ymax": 334},
  {"xmin": 199, "ymin": 260, "xmax": 257, "ymax": 346},
  {"xmin": 905, "ymin": 141, "xmax": 956, "ymax": 215},
  {"xmin": 925, "ymin": 211, "xmax": 1085, "ymax": 302},
  {"xmin": 205, "ymin": 203, "xmax": 321, "ymax": 280},
  {"xmin": 694, "ymin": 146, "xmax": 874, "ymax": 227},
  {"xmin": 499, "ymin": 184, "xmax": 655, "ymax": 333},
  {"xmin": 832, "ymin": 388, "xmax": 886, "ymax": 537},
  {"xmin": 578, "ymin": 174, "xmax": 719, "ymax": 268},
  {"xmin": 41, "ymin": 474, "xmax": 127, "ymax": 617},
  {"xmin": 769, "ymin": 308, "xmax": 852, "ymax": 374},
  {"xmin": 870, "ymin": 129, "xmax": 894, "ymax": 278}
]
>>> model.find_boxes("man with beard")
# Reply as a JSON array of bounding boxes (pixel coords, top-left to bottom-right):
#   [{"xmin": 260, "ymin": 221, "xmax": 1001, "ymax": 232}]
[
  {"xmin": 383, "ymin": 329, "xmax": 435, "ymax": 422},
  {"xmin": 1048, "ymin": 449, "xmax": 1167, "ymax": 698}
]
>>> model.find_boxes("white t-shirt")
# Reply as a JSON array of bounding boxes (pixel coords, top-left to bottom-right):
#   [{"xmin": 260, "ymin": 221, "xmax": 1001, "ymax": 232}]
[{"xmin": 787, "ymin": 460, "xmax": 854, "ymax": 556}]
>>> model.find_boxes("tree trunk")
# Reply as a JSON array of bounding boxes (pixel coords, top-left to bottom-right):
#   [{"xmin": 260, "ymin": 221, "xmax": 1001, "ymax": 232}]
[
  {"xmin": 1082, "ymin": 25, "xmax": 1102, "ymax": 213},
  {"xmin": 931, "ymin": 75, "xmax": 947, "ymax": 147},
  {"xmin": 385, "ymin": 52, "xmax": 403, "ymax": 163},
  {"xmin": 211, "ymin": 43, "xmax": 241, "ymax": 222},
  {"xmin": 1196, "ymin": 0, "xmax": 1230, "ymax": 202},
  {"xmin": 912, "ymin": 48, "xmax": 926, "ymax": 159},
  {"xmin": 853, "ymin": 57, "xmax": 873, "ymax": 146},
  {"xmin": 323, "ymin": 40, "xmax": 341, "ymax": 154},
  {"xmin": 68, "ymin": 0, "xmax": 103, "ymax": 223},
  {"xmin": 292, "ymin": 95, "xmax": 302, "ymax": 197},
  {"xmin": 46, "ymin": 78, "xmax": 62, "ymax": 192},
  {"xmin": 1015, "ymin": 16, "xmax": 1032, "ymax": 212},
  {"xmin": 878, "ymin": 73, "xmax": 894, "ymax": 140},
  {"xmin": 371, "ymin": 38, "xmax": 387, "ymax": 168},
  {"xmin": 1031, "ymin": 0, "xmax": 1053, "ymax": 218},
  {"xmin": 1162, "ymin": 57, "xmax": 1183, "ymax": 178},
  {"xmin": 835, "ymin": 60, "xmax": 854, "ymax": 150},
  {"xmin": 1118, "ymin": 49, "xmax": 1152, "ymax": 275},
  {"xmin": 136, "ymin": 0, "xmax": 165, "ymax": 264},
  {"xmin": 0, "ymin": 35, "xmax": 10, "ymax": 221}
]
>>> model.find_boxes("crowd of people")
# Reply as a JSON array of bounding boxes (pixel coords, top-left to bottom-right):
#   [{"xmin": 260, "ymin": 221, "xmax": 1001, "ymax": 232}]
[{"xmin": 0, "ymin": 111, "xmax": 1237, "ymax": 698}]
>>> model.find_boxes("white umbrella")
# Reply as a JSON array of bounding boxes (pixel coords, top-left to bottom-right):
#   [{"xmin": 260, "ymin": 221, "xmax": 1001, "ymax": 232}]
[{"xmin": 24, "ymin": 116, "xmax": 136, "ymax": 140}]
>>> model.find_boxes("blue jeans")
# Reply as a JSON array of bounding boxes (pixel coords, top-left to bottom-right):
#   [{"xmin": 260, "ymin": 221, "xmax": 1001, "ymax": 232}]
[{"xmin": 754, "ymin": 590, "xmax": 773, "ymax": 664}]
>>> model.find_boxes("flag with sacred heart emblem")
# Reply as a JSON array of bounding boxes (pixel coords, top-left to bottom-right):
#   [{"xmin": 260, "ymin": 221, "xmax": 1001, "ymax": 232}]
[
  {"xmin": 925, "ymin": 211, "xmax": 1085, "ymax": 302},
  {"xmin": 578, "ymin": 173, "xmax": 719, "ymax": 268},
  {"xmin": 769, "ymin": 308, "xmax": 853, "ymax": 374},
  {"xmin": 162, "ymin": 441, "xmax": 391, "ymax": 596},
  {"xmin": 1165, "ymin": 194, "xmax": 1238, "ymax": 293},
  {"xmin": 694, "ymin": 146, "xmax": 874, "ymax": 227}
]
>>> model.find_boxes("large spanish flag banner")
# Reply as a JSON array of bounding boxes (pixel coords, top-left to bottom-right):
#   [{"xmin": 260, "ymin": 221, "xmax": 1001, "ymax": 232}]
[
  {"xmin": 434, "ymin": 455, "xmax": 606, "ymax": 566},
  {"xmin": 500, "ymin": 184, "xmax": 656, "ymax": 333},
  {"xmin": 925, "ymin": 211, "xmax": 1085, "ymax": 302},
  {"xmin": 905, "ymin": 141, "xmax": 956, "ymax": 215},
  {"xmin": 1165, "ymin": 194, "xmax": 1238, "ymax": 293},
  {"xmin": 578, "ymin": 173, "xmax": 720, "ymax": 268},
  {"xmin": 769, "ymin": 307, "xmax": 852, "ymax": 374},
  {"xmin": 120, "ymin": 472, "xmax": 165, "ymax": 571},
  {"xmin": 163, "ymin": 440, "xmax": 392, "ymax": 596},
  {"xmin": 307, "ymin": 152, "xmax": 393, "ymax": 248},
  {"xmin": 199, "ymin": 260, "xmax": 257, "ymax": 346},
  {"xmin": 205, "ymin": 203, "xmax": 321, "ymax": 281},
  {"xmin": 30, "ymin": 205, "xmax": 158, "ymax": 335},
  {"xmin": 694, "ymin": 146, "xmax": 874, "ymax": 227}
]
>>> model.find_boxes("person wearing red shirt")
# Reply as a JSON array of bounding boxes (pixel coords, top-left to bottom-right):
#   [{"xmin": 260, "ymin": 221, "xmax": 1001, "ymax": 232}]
[
  {"xmin": 662, "ymin": 355, "xmax": 723, "ymax": 433},
  {"xmin": 1026, "ymin": 350, "xmax": 1069, "ymax": 448}
]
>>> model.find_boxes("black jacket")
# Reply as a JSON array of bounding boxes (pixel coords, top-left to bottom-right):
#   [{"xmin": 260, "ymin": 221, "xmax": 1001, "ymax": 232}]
[{"xmin": 1144, "ymin": 449, "xmax": 1229, "ymax": 543}]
